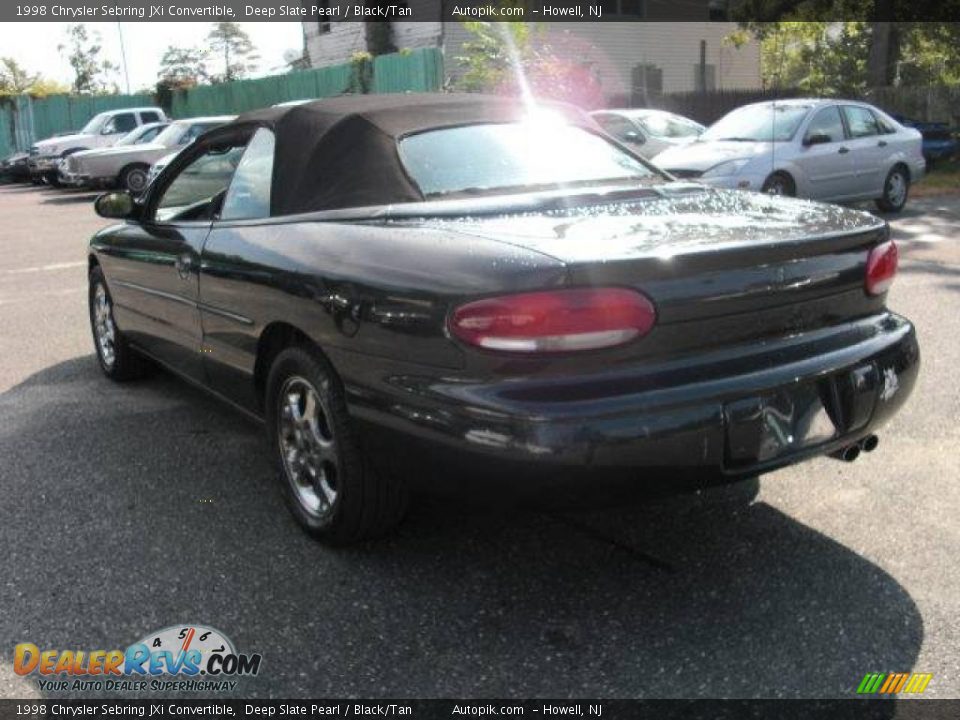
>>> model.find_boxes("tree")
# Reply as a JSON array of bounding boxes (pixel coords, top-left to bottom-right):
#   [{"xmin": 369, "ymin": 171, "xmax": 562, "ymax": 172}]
[
  {"xmin": 58, "ymin": 23, "xmax": 118, "ymax": 94},
  {"xmin": 742, "ymin": 20, "xmax": 960, "ymax": 93},
  {"xmin": 0, "ymin": 58, "xmax": 39, "ymax": 95},
  {"xmin": 454, "ymin": 22, "xmax": 604, "ymax": 109},
  {"xmin": 206, "ymin": 22, "xmax": 259, "ymax": 83},
  {"xmin": 0, "ymin": 58, "xmax": 67, "ymax": 97},
  {"xmin": 158, "ymin": 45, "xmax": 209, "ymax": 87}
]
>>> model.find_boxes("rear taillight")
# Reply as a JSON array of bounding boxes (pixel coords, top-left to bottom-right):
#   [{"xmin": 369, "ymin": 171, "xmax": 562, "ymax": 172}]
[
  {"xmin": 866, "ymin": 240, "xmax": 898, "ymax": 296},
  {"xmin": 448, "ymin": 288, "xmax": 656, "ymax": 353}
]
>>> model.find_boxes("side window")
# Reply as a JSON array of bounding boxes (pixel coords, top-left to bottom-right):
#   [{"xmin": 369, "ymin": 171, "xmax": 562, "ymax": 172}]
[
  {"xmin": 872, "ymin": 110, "xmax": 898, "ymax": 135},
  {"xmin": 594, "ymin": 114, "xmax": 645, "ymax": 145},
  {"xmin": 181, "ymin": 123, "xmax": 211, "ymax": 145},
  {"xmin": 103, "ymin": 113, "xmax": 137, "ymax": 135},
  {"xmin": 804, "ymin": 106, "xmax": 845, "ymax": 143},
  {"xmin": 137, "ymin": 125, "xmax": 164, "ymax": 144},
  {"xmin": 843, "ymin": 106, "xmax": 880, "ymax": 138},
  {"xmin": 220, "ymin": 128, "xmax": 275, "ymax": 221},
  {"xmin": 141, "ymin": 111, "xmax": 161, "ymax": 124},
  {"xmin": 154, "ymin": 144, "xmax": 246, "ymax": 223}
]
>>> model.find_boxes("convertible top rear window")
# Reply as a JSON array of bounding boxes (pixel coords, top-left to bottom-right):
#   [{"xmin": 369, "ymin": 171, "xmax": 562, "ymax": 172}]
[{"xmin": 399, "ymin": 122, "xmax": 660, "ymax": 197}]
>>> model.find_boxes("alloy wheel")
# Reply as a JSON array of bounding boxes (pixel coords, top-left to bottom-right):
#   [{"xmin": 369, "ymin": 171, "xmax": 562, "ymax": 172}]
[
  {"xmin": 887, "ymin": 171, "xmax": 907, "ymax": 208},
  {"xmin": 93, "ymin": 283, "xmax": 116, "ymax": 369},
  {"xmin": 277, "ymin": 376, "xmax": 339, "ymax": 519}
]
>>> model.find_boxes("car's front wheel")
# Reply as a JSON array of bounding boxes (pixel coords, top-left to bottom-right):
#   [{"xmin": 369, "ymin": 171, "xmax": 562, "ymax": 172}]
[
  {"xmin": 761, "ymin": 171, "xmax": 796, "ymax": 197},
  {"xmin": 88, "ymin": 266, "xmax": 148, "ymax": 380},
  {"xmin": 265, "ymin": 346, "xmax": 407, "ymax": 544},
  {"xmin": 876, "ymin": 165, "xmax": 910, "ymax": 213}
]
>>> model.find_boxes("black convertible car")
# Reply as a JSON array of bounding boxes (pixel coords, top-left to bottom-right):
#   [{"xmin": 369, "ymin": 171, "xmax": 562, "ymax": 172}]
[{"xmin": 88, "ymin": 94, "xmax": 918, "ymax": 543}]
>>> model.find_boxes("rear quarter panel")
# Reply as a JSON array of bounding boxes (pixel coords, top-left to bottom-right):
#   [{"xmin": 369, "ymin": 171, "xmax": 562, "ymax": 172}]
[{"xmin": 197, "ymin": 218, "xmax": 567, "ymax": 412}]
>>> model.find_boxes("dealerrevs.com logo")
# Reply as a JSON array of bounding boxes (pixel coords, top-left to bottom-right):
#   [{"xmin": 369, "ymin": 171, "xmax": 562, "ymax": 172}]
[{"xmin": 14, "ymin": 625, "xmax": 262, "ymax": 693}]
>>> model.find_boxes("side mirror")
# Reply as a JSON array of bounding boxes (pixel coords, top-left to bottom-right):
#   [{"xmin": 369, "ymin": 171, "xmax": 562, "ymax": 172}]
[
  {"xmin": 95, "ymin": 191, "xmax": 136, "ymax": 220},
  {"xmin": 803, "ymin": 133, "xmax": 832, "ymax": 146}
]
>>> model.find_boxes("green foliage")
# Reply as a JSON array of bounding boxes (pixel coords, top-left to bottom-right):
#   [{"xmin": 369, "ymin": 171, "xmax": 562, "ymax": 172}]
[
  {"xmin": 57, "ymin": 24, "xmax": 118, "ymax": 94},
  {"xmin": 750, "ymin": 21, "xmax": 960, "ymax": 94},
  {"xmin": 158, "ymin": 45, "xmax": 209, "ymax": 86},
  {"xmin": 206, "ymin": 22, "xmax": 260, "ymax": 83},
  {"xmin": 0, "ymin": 58, "xmax": 67, "ymax": 97},
  {"xmin": 453, "ymin": 21, "xmax": 604, "ymax": 108},
  {"xmin": 349, "ymin": 52, "xmax": 374, "ymax": 93}
]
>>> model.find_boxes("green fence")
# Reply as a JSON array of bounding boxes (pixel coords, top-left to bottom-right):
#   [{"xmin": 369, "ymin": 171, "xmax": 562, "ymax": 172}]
[
  {"xmin": 0, "ymin": 47, "xmax": 444, "ymax": 159},
  {"xmin": 170, "ymin": 47, "xmax": 443, "ymax": 118}
]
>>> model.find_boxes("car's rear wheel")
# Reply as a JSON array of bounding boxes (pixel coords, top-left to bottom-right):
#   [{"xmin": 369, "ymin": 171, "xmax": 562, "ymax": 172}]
[
  {"xmin": 761, "ymin": 171, "xmax": 795, "ymax": 197},
  {"xmin": 119, "ymin": 163, "xmax": 150, "ymax": 194},
  {"xmin": 265, "ymin": 346, "xmax": 407, "ymax": 543},
  {"xmin": 88, "ymin": 266, "xmax": 148, "ymax": 380},
  {"xmin": 876, "ymin": 164, "xmax": 909, "ymax": 213}
]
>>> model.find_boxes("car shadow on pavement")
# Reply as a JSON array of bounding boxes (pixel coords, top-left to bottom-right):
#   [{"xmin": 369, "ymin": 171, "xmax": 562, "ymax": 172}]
[
  {"xmin": 39, "ymin": 192, "xmax": 100, "ymax": 206},
  {"xmin": 0, "ymin": 356, "xmax": 922, "ymax": 701}
]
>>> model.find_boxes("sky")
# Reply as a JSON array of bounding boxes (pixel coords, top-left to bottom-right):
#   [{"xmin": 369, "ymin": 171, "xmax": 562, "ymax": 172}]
[{"xmin": 0, "ymin": 23, "xmax": 305, "ymax": 93}]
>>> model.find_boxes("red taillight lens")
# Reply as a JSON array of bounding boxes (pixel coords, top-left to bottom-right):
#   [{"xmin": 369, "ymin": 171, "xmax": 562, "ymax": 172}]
[
  {"xmin": 866, "ymin": 240, "xmax": 898, "ymax": 296},
  {"xmin": 449, "ymin": 288, "xmax": 656, "ymax": 353}
]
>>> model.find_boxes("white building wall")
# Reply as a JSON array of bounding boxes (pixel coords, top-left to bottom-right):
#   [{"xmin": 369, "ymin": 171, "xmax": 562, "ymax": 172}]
[
  {"xmin": 303, "ymin": 19, "xmax": 762, "ymax": 101},
  {"xmin": 442, "ymin": 22, "xmax": 761, "ymax": 99}
]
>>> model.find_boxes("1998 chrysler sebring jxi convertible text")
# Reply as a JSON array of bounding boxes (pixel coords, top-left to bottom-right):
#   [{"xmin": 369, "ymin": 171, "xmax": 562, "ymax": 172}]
[{"xmin": 88, "ymin": 94, "xmax": 919, "ymax": 544}]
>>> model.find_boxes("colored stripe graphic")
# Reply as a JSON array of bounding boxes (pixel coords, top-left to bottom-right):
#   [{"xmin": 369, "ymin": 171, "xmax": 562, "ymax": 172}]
[{"xmin": 857, "ymin": 672, "xmax": 932, "ymax": 694}]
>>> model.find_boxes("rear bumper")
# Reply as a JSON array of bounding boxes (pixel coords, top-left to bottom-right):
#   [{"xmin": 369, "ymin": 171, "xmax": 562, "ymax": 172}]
[{"xmin": 343, "ymin": 313, "xmax": 918, "ymax": 478}]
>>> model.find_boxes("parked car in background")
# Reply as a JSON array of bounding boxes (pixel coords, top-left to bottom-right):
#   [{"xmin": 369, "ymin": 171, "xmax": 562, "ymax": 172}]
[
  {"xmin": 59, "ymin": 117, "xmax": 232, "ymax": 194},
  {"xmin": 0, "ymin": 152, "xmax": 31, "ymax": 183},
  {"xmin": 88, "ymin": 95, "xmax": 917, "ymax": 543},
  {"xmin": 890, "ymin": 113, "xmax": 958, "ymax": 167},
  {"xmin": 28, "ymin": 107, "xmax": 167, "ymax": 186},
  {"xmin": 58, "ymin": 121, "xmax": 168, "ymax": 189},
  {"xmin": 653, "ymin": 99, "xmax": 925, "ymax": 212},
  {"xmin": 591, "ymin": 109, "xmax": 705, "ymax": 158}
]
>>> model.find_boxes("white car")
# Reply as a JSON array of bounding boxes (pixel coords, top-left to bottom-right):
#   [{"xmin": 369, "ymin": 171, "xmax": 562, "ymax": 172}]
[
  {"xmin": 653, "ymin": 99, "xmax": 926, "ymax": 212},
  {"xmin": 28, "ymin": 107, "xmax": 167, "ymax": 185},
  {"xmin": 59, "ymin": 116, "xmax": 233, "ymax": 194},
  {"xmin": 591, "ymin": 109, "xmax": 705, "ymax": 158}
]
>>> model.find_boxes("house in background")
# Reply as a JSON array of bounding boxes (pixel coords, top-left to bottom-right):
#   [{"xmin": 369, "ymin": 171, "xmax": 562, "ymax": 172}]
[{"xmin": 302, "ymin": 7, "xmax": 762, "ymax": 105}]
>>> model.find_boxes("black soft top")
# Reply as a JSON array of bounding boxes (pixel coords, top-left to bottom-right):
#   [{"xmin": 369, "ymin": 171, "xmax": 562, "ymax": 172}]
[{"xmin": 231, "ymin": 93, "xmax": 590, "ymax": 216}]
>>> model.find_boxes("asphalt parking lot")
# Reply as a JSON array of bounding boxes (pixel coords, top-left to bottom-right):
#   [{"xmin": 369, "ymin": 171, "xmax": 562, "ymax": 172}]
[{"xmin": 0, "ymin": 184, "xmax": 958, "ymax": 700}]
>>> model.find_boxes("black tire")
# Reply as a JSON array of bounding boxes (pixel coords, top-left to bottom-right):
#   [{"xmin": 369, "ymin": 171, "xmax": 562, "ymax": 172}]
[
  {"xmin": 118, "ymin": 163, "xmax": 150, "ymax": 195},
  {"xmin": 265, "ymin": 345, "xmax": 407, "ymax": 544},
  {"xmin": 45, "ymin": 172, "xmax": 63, "ymax": 188},
  {"xmin": 875, "ymin": 164, "xmax": 910, "ymax": 213},
  {"xmin": 88, "ymin": 266, "xmax": 149, "ymax": 381},
  {"xmin": 761, "ymin": 171, "xmax": 796, "ymax": 197}
]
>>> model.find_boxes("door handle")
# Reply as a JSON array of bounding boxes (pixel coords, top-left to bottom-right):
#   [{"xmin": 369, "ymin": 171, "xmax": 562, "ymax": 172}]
[
  {"xmin": 838, "ymin": 146, "xmax": 850, "ymax": 154},
  {"xmin": 878, "ymin": 140, "xmax": 888, "ymax": 147},
  {"xmin": 175, "ymin": 253, "xmax": 194, "ymax": 280}
]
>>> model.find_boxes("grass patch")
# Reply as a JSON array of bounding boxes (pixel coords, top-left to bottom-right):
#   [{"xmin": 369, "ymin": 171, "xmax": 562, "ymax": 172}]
[{"xmin": 914, "ymin": 157, "xmax": 960, "ymax": 196}]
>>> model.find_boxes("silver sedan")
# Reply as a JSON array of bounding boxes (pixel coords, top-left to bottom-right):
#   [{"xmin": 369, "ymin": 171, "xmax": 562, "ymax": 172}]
[{"xmin": 652, "ymin": 99, "xmax": 926, "ymax": 212}]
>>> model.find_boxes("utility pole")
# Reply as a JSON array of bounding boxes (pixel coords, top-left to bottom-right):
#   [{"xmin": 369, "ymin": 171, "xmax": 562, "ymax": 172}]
[{"xmin": 117, "ymin": 23, "xmax": 131, "ymax": 94}]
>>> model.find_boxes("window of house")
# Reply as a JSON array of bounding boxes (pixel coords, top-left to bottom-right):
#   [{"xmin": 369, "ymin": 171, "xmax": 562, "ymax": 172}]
[
  {"xmin": 843, "ymin": 106, "xmax": 880, "ymax": 138},
  {"xmin": 221, "ymin": 128, "xmax": 275, "ymax": 221},
  {"xmin": 317, "ymin": 0, "xmax": 331, "ymax": 33},
  {"xmin": 599, "ymin": 0, "xmax": 644, "ymax": 17},
  {"xmin": 631, "ymin": 64, "xmax": 663, "ymax": 98}
]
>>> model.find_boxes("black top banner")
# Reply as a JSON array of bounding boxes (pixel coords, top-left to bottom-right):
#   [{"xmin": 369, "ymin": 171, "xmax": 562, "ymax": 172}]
[{"xmin": 5, "ymin": 0, "xmax": 960, "ymax": 23}]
